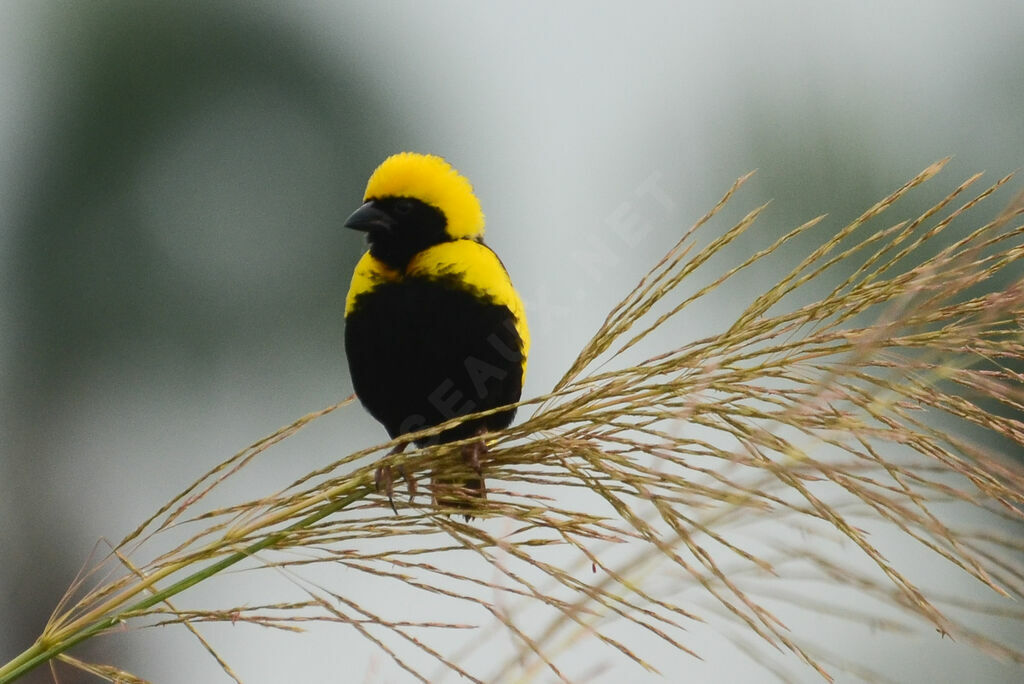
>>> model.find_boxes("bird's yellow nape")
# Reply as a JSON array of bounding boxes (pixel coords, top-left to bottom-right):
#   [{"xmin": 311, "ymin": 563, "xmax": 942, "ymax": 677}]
[{"xmin": 363, "ymin": 152, "xmax": 485, "ymax": 240}]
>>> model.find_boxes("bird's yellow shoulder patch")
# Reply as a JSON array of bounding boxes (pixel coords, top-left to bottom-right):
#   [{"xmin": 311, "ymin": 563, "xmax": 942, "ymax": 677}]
[
  {"xmin": 363, "ymin": 152, "xmax": 485, "ymax": 240},
  {"xmin": 407, "ymin": 240, "xmax": 530, "ymax": 362},
  {"xmin": 345, "ymin": 251, "xmax": 399, "ymax": 316}
]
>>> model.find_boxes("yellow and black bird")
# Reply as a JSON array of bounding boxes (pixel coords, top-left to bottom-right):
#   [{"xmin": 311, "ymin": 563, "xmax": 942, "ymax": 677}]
[{"xmin": 343, "ymin": 152, "xmax": 529, "ymax": 512}]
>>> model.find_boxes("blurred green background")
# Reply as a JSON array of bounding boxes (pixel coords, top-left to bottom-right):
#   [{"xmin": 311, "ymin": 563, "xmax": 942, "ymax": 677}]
[{"xmin": 1, "ymin": 1, "xmax": 1022, "ymax": 681}]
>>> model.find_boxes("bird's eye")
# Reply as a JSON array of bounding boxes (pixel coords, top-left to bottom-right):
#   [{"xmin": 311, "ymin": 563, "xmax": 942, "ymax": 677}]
[{"xmin": 394, "ymin": 198, "xmax": 414, "ymax": 215}]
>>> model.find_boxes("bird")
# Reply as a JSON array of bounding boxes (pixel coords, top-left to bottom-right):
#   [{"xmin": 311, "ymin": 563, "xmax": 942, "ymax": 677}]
[{"xmin": 342, "ymin": 152, "xmax": 529, "ymax": 514}]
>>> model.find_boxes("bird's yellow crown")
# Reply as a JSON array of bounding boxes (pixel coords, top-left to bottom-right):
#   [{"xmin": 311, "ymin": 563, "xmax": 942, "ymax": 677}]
[{"xmin": 363, "ymin": 152, "xmax": 485, "ymax": 240}]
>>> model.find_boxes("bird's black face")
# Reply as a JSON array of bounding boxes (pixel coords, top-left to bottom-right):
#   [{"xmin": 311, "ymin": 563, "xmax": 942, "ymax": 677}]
[{"xmin": 344, "ymin": 197, "xmax": 448, "ymax": 271}]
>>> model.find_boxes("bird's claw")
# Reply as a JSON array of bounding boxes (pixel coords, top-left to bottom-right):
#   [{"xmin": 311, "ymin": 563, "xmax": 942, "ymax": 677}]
[
  {"xmin": 375, "ymin": 454, "xmax": 418, "ymax": 515},
  {"xmin": 399, "ymin": 463, "xmax": 418, "ymax": 500},
  {"xmin": 374, "ymin": 464, "xmax": 398, "ymax": 514},
  {"xmin": 460, "ymin": 437, "xmax": 488, "ymax": 501}
]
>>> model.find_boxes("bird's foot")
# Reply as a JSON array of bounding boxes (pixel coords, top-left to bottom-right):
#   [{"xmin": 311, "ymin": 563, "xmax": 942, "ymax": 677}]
[
  {"xmin": 400, "ymin": 463, "xmax": 418, "ymax": 500},
  {"xmin": 460, "ymin": 437, "xmax": 488, "ymax": 501},
  {"xmin": 375, "ymin": 443, "xmax": 415, "ymax": 514},
  {"xmin": 374, "ymin": 464, "xmax": 397, "ymax": 514}
]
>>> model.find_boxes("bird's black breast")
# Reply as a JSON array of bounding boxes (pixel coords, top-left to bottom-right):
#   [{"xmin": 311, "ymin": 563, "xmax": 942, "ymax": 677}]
[{"xmin": 345, "ymin": 276, "xmax": 525, "ymax": 445}]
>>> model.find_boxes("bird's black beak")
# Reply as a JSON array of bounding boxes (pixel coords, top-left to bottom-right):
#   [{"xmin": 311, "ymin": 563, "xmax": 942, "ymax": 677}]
[{"xmin": 344, "ymin": 201, "xmax": 395, "ymax": 233}]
